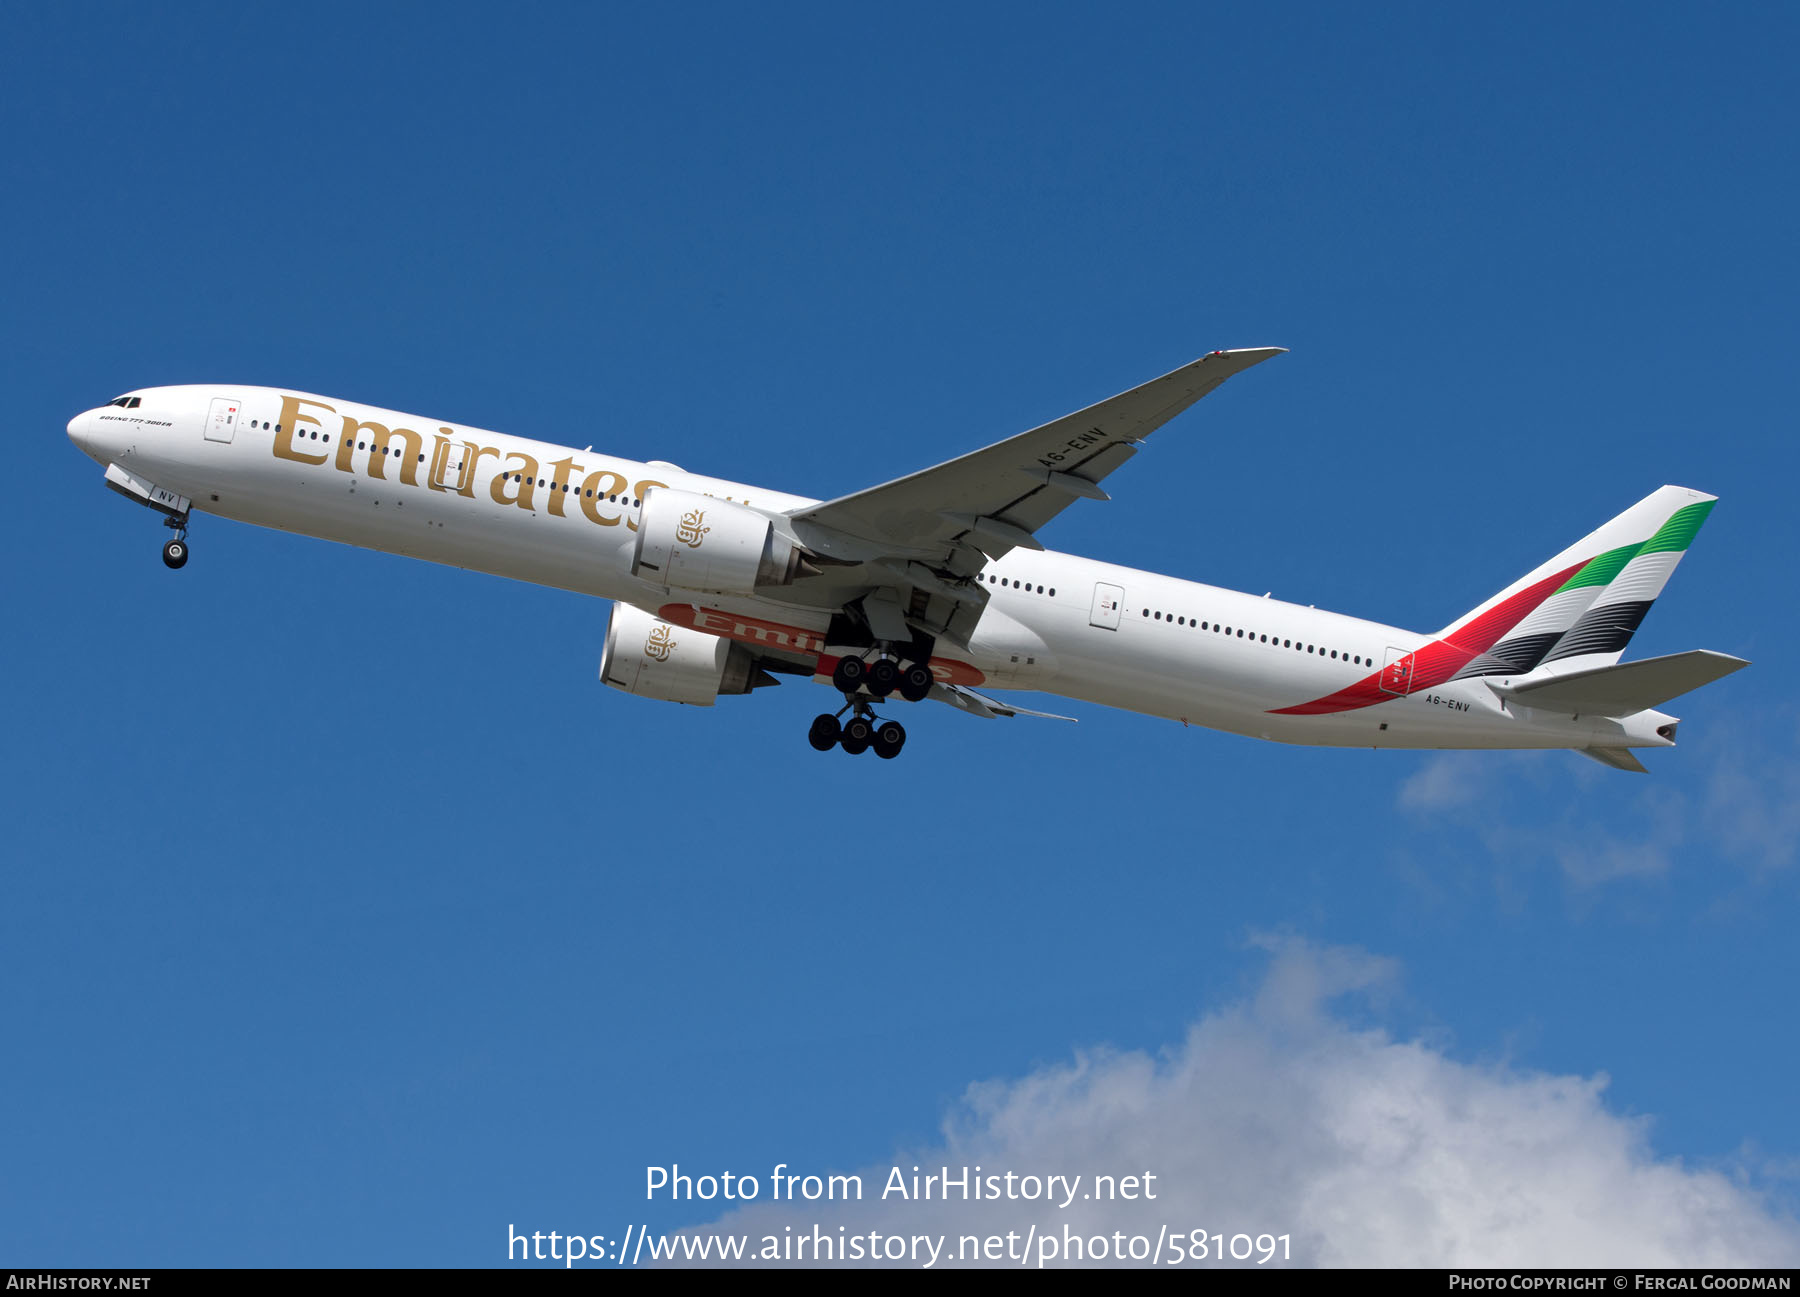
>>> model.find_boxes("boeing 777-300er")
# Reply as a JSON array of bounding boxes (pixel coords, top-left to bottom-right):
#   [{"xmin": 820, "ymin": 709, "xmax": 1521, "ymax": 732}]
[{"xmin": 66, "ymin": 349, "xmax": 1747, "ymax": 768}]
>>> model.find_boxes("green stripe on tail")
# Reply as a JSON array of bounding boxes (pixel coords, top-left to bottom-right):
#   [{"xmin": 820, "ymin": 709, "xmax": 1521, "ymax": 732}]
[
  {"xmin": 1637, "ymin": 499, "xmax": 1715, "ymax": 557},
  {"xmin": 1555, "ymin": 541, "xmax": 1643, "ymax": 594}
]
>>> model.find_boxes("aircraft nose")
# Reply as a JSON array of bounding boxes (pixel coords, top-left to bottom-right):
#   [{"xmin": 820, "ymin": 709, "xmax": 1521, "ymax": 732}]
[{"xmin": 67, "ymin": 409, "xmax": 111, "ymax": 464}]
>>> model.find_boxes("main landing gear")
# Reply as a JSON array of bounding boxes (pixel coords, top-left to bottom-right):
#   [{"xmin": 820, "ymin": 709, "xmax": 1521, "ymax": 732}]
[
  {"xmin": 808, "ymin": 705, "xmax": 907, "ymax": 759},
  {"xmin": 161, "ymin": 513, "xmax": 190, "ymax": 570},
  {"xmin": 830, "ymin": 654, "xmax": 932, "ymax": 703},
  {"xmin": 810, "ymin": 649, "xmax": 932, "ymax": 759}
]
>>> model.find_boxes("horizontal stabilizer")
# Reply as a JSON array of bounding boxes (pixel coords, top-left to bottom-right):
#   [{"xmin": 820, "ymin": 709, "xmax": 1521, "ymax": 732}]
[
  {"xmin": 1497, "ymin": 650, "xmax": 1749, "ymax": 717},
  {"xmin": 1581, "ymin": 747, "xmax": 1649, "ymax": 774}
]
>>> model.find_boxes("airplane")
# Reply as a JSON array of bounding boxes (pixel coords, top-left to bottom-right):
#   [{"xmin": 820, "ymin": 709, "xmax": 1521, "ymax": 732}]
[{"xmin": 65, "ymin": 349, "xmax": 1747, "ymax": 768}]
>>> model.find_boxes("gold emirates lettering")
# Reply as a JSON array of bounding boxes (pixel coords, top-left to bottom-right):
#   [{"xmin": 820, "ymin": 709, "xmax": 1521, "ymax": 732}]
[
  {"xmin": 272, "ymin": 394, "xmax": 665, "ymax": 529},
  {"xmin": 274, "ymin": 395, "xmax": 331, "ymax": 465},
  {"xmin": 343, "ymin": 418, "xmax": 423, "ymax": 486}
]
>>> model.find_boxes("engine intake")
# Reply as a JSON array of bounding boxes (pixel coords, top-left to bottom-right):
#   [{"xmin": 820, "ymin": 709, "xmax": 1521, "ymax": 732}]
[
  {"xmin": 599, "ymin": 603, "xmax": 775, "ymax": 706},
  {"xmin": 631, "ymin": 487, "xmax": 813, "ymax": 594}
]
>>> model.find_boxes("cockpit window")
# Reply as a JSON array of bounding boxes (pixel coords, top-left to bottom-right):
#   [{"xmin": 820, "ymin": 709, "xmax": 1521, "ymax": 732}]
[
  {"xmin": 107, "ymin": 396, "xmax": 142, "ymax": 408},
  {"xmin": 127, "ymin": 397, "xmax": 141, "ymax": 408}
]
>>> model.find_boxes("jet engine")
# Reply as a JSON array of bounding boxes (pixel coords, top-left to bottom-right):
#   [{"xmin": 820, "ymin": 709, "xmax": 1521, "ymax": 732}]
[
  {"xmin": 631, "ymin": 487, "xmax": 814, "ymax": 594},
  {"xmin": 599, "ymin": 603, "xmax": 775, "ymax": 706}
]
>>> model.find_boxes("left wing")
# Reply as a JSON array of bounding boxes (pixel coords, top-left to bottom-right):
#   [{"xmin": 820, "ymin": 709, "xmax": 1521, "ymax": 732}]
[{"xmin": 783, "ymin": 347, "xmax": 1282, "ymax": 643}]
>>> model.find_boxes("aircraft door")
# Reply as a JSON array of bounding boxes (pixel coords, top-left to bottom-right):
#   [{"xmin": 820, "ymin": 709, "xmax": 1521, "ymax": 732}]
[
  {"xmin": 204, "ymin": 397, "xmax": 242, "ymax": 444},
  {"xmin": 434, "ymin": 441, "xmax": 467, "ymax": 491},
  {"xmin": 1089, "ymin": 582, "xmax": 1124, "ymax": 630},
  {"xmin": 1379, "ymin": 646, "xmax": 1415, "ymax": 695}
]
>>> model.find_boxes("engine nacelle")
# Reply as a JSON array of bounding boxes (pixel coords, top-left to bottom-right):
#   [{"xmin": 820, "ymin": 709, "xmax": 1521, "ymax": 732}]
[
  {"xmin": 631, "ymin": 487, "xmax": 809, "ymax": 594},
  {"xmin": 599, "ymin": 603, "xmax": 771, "ymax": 706}
]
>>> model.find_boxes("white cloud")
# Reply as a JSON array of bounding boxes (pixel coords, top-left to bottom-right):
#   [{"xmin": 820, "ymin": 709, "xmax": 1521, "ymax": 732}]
[
  {"xmin": 673, "ymin": 939, "xmax": 1799, "ymax": 1268},
  {"xmin": 1397, "ymin": 755, "xmax": 1480, "ymax": 812},
  {"xmin": 1393, "ymin": 709, "xmax": 1800, "ymax": 888},
  {"xmin": 1702, "ymin": 745, "xmax": 1800, "ymax": 875}
]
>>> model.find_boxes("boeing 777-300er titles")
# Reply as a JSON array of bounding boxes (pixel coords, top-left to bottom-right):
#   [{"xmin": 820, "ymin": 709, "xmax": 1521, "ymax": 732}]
[{"xmin": 66, "ymin": 349, "xmax": 1747, "ymax": 768}]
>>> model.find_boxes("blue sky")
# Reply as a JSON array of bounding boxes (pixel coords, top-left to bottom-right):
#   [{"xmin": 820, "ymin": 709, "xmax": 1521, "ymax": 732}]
[{"xmin": 4, "ymin": 3, "xmax": 1796, "ymax": 1267}]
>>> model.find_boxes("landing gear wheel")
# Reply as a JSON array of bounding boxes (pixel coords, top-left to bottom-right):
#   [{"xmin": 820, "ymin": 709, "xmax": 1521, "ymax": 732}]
[
  {"xmin": 807, "ymin": 714, "xmax": 841, "ymax": 752},
  {"xmin": 162, "ymin": 538, "xmax": 188, "ymax": 570},
  {"xmin": 841, "ymin": 716, "xmax": 874, "ymax": 755},
  {"xmin": 866, "ymin": 658, "xmax": 899, "ymax": 698},
  {"xmin": 832, "ymin": 656, "xmax": 867, "ymax": 694},
  {"xmin": 898, "ymin": 663, "xmax": 933, "ymax": 703},
  {"xmin": 873, "ymin": 720, "xmax": 907, "ymax": 760}
]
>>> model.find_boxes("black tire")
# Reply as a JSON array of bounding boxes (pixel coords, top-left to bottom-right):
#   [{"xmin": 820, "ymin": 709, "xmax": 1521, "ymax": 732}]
[
  {"xmin": 842, "ymin": 716, "xmax": 873, "ymax": 754},
  {"xmin": 832, "ymin": 656, "xmax": 867, "ymax": 694},
  {"xmin": 898, "ymin": 663, "xmax": 933, "ymax": 702},
  {"xmin": 807, "ymin": 714, "xmax": 841, "ymax": 752},
  {"xmin": 874, "ymin": 720, "xmax": 907, "ymax": 760},
  {"xmin": 162, "ymin": 539, "xmax": 188, "ymax": 570},
  {"xmin": 866, "ymin": 658, "xmax": 899, "ymax": 697}
]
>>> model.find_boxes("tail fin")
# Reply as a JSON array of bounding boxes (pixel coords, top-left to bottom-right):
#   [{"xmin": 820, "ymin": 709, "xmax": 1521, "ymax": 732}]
[
  {"xmin": 1538, "ymin": 494, "xmax": 1715, "ymax": 669},
  {"xmin": 1443, "ymin": 486, "xmax": 1717, "ymax": 681}
]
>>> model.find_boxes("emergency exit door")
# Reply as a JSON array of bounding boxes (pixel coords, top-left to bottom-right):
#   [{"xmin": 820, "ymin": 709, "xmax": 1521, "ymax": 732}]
[
  {"xmin": 1379, "ymin": 646, "xmax": 1415, "ymax": 695},
  {"xmin": 434, "ymin": 442, "xmax": 468, "ymax": 491},
  {"xmin": 205, "ymin": 397, "xmax": 241, "ymax": 444},
  {"xmin": 1089, "ymin": 582, "xmax": 1124, "ymax": 630}
]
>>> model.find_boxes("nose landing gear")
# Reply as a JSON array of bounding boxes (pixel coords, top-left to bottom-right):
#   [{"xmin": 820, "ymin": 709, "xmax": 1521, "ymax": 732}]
[{"xmin": 161, "ymin": 514, "xmax": 190, "ymax": 570}]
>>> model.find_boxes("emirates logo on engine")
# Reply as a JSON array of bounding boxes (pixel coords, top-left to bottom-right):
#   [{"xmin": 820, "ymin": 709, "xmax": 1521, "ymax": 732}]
[
  {"xmin": 676, "ymin": 508, "xmax": 710, "ymax": 548},
  {"xmin": 644, "ymin": 624, "xmax": 677, "ymax": 661}
]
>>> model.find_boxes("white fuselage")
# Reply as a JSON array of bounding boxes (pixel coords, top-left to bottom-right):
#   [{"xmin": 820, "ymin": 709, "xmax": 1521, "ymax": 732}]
[{"xmin": 66, "ymin": 385, "xmax": 1674, "ymax": 755}]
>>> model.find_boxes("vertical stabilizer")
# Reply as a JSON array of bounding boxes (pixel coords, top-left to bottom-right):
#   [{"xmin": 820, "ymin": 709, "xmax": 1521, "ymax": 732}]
[
  {"xmin": 1536, "ymin": 495, "xmax": 1715, "ymax": 670},
  {"xmin": 1444, "ymin": 486, "xmax": 1715, "ymax": 680}
]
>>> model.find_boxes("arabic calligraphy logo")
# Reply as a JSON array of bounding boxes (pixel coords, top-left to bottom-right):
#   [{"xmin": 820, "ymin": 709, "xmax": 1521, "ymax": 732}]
[
  {"xmin": 645, "ymin": 624, "xmax": 676, "ymax": 661},
  {"xmin": 676, "ymin": 508, "xmax": 711, "ymax": 548}
]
